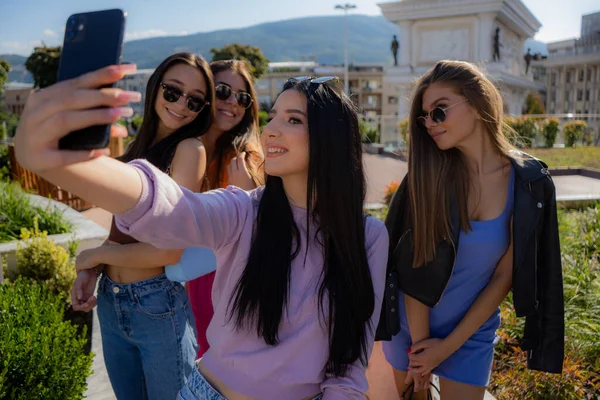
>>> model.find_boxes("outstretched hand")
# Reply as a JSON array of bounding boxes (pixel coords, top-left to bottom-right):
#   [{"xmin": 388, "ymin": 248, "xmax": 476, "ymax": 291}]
[{"xmin": 14, "ymin": 64, "xmax": 140, "ymax": 174}]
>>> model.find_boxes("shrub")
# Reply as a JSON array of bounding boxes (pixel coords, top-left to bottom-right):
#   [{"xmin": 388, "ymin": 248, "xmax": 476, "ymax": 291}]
[
  {"xmin": 259, "ymin": 110, "xmax": 268, "ymax": 130},
  {"xmin": 398, "ymin": 118, "xmax": 409, "ymax": 147},
  {"xmin": 504, "ymin": 116, "xmax": 539, "ymax": 148},
  {"xmin": 0, "ymin": 144, "xmax": 10, "ymax": 181},
  {"xmin": 5, "ymin": 218, "xmax": 77, "ymax": 299},
  {"xmin": 360, "ymin": 119, "xmax": 379, "ymax": 144},
  {"xmin": 491, "ymin": 205, "xmax": 600, "ymax": 398},
  {"xmin": 563, "ymin": 120, "xmax": 587, "ymax": 147},
  {"xmin": 0, "ymin": 277, "xmax": 93, "ymax": 400},
  {"xmin": 524, "ymin": 93, "xmax": 546, "ymax": 115},
  {"xmin": 541, "ymin": 117, "xmax": 560, "ymax": 148},
  {"xmin": 0, "ymin": 181, "xmax": 71, "ymax": 243}
]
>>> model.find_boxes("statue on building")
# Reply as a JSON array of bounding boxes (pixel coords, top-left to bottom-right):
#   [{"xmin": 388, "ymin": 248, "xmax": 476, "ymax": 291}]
[
  {"xmin": 493, "ymin": 27, "xmax": 502, "ymax": 62},
  {"xmin": 524, "ymin": 48, "xmax": 533, "ymax": 74},
  {"xmin": 391, "ymin": 34, "xmax": 400, "ymax": 66}
]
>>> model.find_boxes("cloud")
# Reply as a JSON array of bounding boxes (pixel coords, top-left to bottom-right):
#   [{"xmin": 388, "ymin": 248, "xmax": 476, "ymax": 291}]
[
  {"xmin": 0, "ymin": 41, "xmax": 31, "ymax": 54},
  {"xmin": 125, "ymin": 30, "xmax": 190, "ymax": 41},
  {"xmin": 44, "ymin": 29, "xmax": 58, "ymax": 38}
]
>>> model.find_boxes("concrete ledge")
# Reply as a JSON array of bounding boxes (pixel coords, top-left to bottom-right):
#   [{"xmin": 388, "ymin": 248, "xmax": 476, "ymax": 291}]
[
  {"xmin": 549, "ymin": 167, "xmax": 600, "ymax": 180},
  {"xmin": 0, "ymin": 195, "xmax": 108, "ymax": 281}
]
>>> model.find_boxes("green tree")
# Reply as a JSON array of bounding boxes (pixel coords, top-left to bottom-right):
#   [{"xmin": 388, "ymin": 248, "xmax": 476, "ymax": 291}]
[
  {"xmin": 541, "ymin": 117, "xmax": 560, "ymax": 148},
  {"xmin": 210, "ymin": 44, "xmax": 269, "ymax": 81},
  {"xmin": 563, "ymin": 120, "xmax": 587, "ymax": 147},
  {"xmin": 0, "ymin": 57, "xmax": 10, "ymax": 91},
  {"xmin": 25, "ymin": 45, "xmax": 62, "ymax": 89},
  {"xmin": 524, "ymin": 93, "xmax": 545, "ymax": 114},
  {"xmin": 359, "ymin": 119, "xmax": 379, "ymax": 144}
]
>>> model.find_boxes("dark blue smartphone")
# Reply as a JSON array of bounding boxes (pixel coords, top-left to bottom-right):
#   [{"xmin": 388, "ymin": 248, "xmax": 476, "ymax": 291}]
[{"xmin": 57, "ymin": 9, "xmax": 126, "ymax": 150}]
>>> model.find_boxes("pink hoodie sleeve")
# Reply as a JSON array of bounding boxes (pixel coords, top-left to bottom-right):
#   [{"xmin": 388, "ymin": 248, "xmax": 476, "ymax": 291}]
[{"xmin": 114, "ymin": 159, "xmax": 253, "ymax": 251}]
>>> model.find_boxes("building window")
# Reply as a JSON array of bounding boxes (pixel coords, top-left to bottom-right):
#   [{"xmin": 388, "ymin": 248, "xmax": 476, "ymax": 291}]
[
  {"xmin": 588, "ymin": 68, "xmax": 593, "ymax": 82},
  {"xmin": 365, "ymin": 95, "xmax": 379, "ymax": 107},
  {"xmin": 577, "ymin": 90, "xmax": 583, "ymax": 101},
  {"xmin": 551, "ymin": 72, "xmax": 557, "ymax": 85},
  {"xmin": 586, "ymin": 90, "xmax": 590, "ymax": 101},
  {"xmin": 16, "ymin": 95, "xmax": 20, "ymax": 102},
  {"xmin": 579, "ymin": 70, "xmax": 584, "ymax": 82},
  {"xmin": 566, "ymin": 71, "xmax": 571, "ymax": 83},
  {"xmin": 388, "ymin": 96, "xmax": 398, "ymax": 105}
]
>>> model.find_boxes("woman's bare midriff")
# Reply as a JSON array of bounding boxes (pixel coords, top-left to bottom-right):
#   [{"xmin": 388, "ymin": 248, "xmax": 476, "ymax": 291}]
[
  {"xmin": 197, "ymin": 359, "xmax": 320, "ymax": 400},
  {"xmin": 105, "ymin": 265, "xmax": 165, "ymax": 284}
]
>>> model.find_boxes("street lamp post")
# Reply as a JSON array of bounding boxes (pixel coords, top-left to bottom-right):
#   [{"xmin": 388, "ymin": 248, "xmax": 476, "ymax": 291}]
[{"xmin": 335, "ymin": 3, "xmax": 356, "ymax": 94}]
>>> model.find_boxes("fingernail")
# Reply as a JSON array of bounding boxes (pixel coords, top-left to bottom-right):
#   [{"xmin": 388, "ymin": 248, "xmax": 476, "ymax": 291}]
[
  {"xmin": 110, "ymin": 107, "xmax": 134, "ymax": 118},
  {"xmin": 117, "ymin": 63, "xmax": 137, "ymax": 73},
  {"xmin": 120, "ymin": 91, "xmax": 142, "ymax": 102}
]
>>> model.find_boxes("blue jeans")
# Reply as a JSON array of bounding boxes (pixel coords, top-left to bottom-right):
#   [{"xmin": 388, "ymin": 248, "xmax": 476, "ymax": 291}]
[
  {"xmin": 177, "ymin": 363, "xmax": 323, "ymax": 400},
  {"xmin": 97, "ymin": 273, "xmax": 198, "ymax": 400}
]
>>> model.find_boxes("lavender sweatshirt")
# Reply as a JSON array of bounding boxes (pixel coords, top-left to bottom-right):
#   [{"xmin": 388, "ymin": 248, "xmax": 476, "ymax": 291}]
[{"xmin": 115, "ymin": 160, "xmax": 389, "ymax": 400}]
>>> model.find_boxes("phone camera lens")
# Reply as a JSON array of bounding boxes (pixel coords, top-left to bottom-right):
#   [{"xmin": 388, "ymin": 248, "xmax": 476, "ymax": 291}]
[{"xmin": 66, "ymin": 29, "xmax": 76, "ymax": 40}]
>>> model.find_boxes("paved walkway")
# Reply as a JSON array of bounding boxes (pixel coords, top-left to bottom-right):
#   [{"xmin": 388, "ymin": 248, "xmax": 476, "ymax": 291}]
[{"xmin": 80, "ymin": 154, "xmax": 495, "ymax": 399}]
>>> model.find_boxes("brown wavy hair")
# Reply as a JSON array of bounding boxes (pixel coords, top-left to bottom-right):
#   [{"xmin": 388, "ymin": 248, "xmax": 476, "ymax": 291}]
[
  {"xmin": 209, "ymin": 59, "xmax": 264, "ymax": 187},
  {"xmin": 408, "ymin": 60, "xmax": 517, "ymax": 267},
  {"xmin": 120, "ymin": 52, "xmax": 215, "ymax": 170}
]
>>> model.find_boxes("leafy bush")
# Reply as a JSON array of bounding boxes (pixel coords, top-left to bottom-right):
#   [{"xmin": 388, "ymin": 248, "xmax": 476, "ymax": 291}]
[
  {"xmin": 398, "ymin": 118, "xmax": 409, "ymax": 147},
  {"xmin": 0, "ymin": 144, "xmax": 10, "ymax": 182},
  {"xmin": 491, "ymin": 205, "xmax": 600, "ymax": 399},
  {"xmin": 524, "ymin": 93, "xmax": 546, "ymax": 115},
  {"xmin": 259, "ymin": 110, "xmax": 268, "ymax": 130},
  {"xmin": 360, "ymin": 119, "xmax": 379, "ymax": 144},
  {"xmin": 0, "ymin": 180, "xmax": 71, "ymax": 243},
  {"xmin": 0, "ymin": 277, "xmax": 93, "ymax": 400},
  {"xmin": 541, "ymin": 118, "xmax": 560, "ymax": 148},
  {"xmin": 563, "ymin": 120, "xmax": 587, "ymax": 147},
  {"xmin": 504, "ymin": 116, "xmax": 539, "ymax": 148},
  {"xmin": 5, "ymin": 219, "xmax": 77, "ymax": 299}
]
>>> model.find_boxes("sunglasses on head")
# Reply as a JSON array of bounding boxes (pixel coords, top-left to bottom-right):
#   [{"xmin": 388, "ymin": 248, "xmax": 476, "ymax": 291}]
[
  {"xmin": 214, "ymin": 84, "xmax": 253, "ymax": 109},
  {"xmin": 160, "ymin": 82, "xmax": 208, "ymax": 113},
  {"xmin": 284, "ymin": 76, "xmax": 340, "ymax": 96},
  {"xmin": 417, "ymin": 99, "xmax": 468, "ymax": 128}
]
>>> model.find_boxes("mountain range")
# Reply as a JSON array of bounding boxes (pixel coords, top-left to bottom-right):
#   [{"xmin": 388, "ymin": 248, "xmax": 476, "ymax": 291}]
[{"xmin": 2, "ymin": 14, "xmax": 547, "ymax": 84}]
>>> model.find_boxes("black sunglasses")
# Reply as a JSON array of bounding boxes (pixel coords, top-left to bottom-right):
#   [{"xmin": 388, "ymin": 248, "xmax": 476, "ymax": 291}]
[
  {"xmin": 417, "ymin": 99, "xmax": 468, "ymax": 128},
  {"xmin": 284, "ymin": 76, "xmax": 340, "ymax": 96},
  {"xmin": 160, "ymin": 82, "xmax": 208, "ymax": 113},
  {"xmin": 215, "ymin": 84, "xmax": 253, "ymax": 109}
]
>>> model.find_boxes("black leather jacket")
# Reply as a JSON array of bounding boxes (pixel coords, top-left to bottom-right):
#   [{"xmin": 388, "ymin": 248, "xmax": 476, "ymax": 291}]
[{"xmin": 375, "ymin": 152, "xmax": 564, "ymax": 374}]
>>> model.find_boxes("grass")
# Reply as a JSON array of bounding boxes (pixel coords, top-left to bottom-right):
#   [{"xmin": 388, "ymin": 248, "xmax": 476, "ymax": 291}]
[
  {"xmin": 490, "ymin": 204, "xmax": 600, "ymax": 399},
  {"xmin": 366, "ymin": 201, "xmax": 600, "ymax": 398},
  {"xmin": 527, "ymin": 146, "xmax": 600, "ymax": 170},
  {"xmin": 0, "ymin": 181, "xmax": 72, "ymax": 243}
]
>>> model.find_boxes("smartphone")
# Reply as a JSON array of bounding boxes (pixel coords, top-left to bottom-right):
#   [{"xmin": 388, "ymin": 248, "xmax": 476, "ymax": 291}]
[{"xmin": 57, "ymin": 9, "xmax": 126, "ymax": 150}]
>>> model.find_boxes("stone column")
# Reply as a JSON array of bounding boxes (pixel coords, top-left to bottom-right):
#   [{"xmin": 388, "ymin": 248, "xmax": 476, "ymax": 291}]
[
  {"xmin": 397, "ymin": 21, "xmax": 413, "ymax": 67},
  {"xmin": 478, "ymin": 12, "xmax": 497, "ymax": 62}
]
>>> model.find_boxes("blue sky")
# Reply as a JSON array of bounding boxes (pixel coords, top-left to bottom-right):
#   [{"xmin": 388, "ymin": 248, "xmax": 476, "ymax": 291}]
[{"xmin": 0, "ymin": 0, "xmax": 598, "ymax": 55}]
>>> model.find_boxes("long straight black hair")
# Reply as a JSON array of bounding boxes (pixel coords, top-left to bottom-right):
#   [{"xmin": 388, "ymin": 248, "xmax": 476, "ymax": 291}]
[
  {"xmin": 228, "ymin": 79, "xmax": 375, "ymax": 377},
  {"xmin": 119, "ymin": 52, "xmax": 215, "ymax": 171}
]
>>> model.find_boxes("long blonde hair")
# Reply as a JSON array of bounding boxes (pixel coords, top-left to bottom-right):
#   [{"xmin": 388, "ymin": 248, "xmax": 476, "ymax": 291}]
[{"xmin": 408, "ymin": 60, "xmax": 516, "ymax": 267}]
